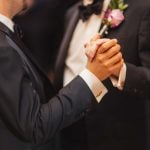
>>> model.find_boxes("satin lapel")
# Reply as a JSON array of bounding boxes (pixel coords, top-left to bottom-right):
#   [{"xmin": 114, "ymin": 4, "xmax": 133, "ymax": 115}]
[
  {"xmin": 0, "ymin": 22, "xmax": 12, "ymax": 37},
  {"xmin": 0, "ymin": 22, "xmax": 47, "ymax": 76},
  {"xmin": 0, "ymin": 22, "xmax": 54, "ymax": 93},
  {"xmin": 54, "ymin": 2, "xmax": 81, "ymax": 89},
  {"xmin": 12, "ymin": 35, "xmax": 48, "ymax": 77},
  {"xmin": 11, "ymin": 35, "xmax": 55, "ymax": 93}
]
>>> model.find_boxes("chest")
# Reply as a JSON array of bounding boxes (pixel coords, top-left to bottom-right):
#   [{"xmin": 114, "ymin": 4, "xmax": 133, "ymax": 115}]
[{"xmin": 7, "ymin": 36, "xmax": 54, "ymax": 102}]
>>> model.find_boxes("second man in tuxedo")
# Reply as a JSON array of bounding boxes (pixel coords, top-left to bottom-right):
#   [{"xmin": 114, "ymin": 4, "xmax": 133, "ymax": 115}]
[
  {"xmin": 54, "ymin": 0, "xmax": 150, "ymax": 150},
  {"xmin": 0, "ymin": 0, "xmax": 123, "ymax": 150}
]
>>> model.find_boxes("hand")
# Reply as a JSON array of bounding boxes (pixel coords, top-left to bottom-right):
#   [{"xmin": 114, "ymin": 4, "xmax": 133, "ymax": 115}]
[
  {"xmin": 84, "ymin": 34, "xmax": 110, "ymax": 61},
  {"xmin": 97, "ymin": 40, "xmax": 124, "ymax": 78},
  {"xmin": 86, "ymin": 39, "xmax": 123, "ymax": 81}
]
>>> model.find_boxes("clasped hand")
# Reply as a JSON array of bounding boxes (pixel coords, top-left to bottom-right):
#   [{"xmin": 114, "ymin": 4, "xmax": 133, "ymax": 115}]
[{"xmin": 86, "ymin": 34, "xmax": 124, "ymax": 81}]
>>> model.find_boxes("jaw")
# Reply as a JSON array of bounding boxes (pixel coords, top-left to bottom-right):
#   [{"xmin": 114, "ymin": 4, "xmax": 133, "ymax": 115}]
[{"xmin": 16, "ymin": 0, "xmax": 34, "ymax": 16}]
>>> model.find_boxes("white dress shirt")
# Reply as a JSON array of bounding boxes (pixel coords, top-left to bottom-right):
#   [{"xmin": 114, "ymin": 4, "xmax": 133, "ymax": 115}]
[
  {"xmin": 0, "ymin": 13, "xmax": 14, "ymax": 32},
  {"xmin": 64, "ymin": 0, "xmax": 127, "ymax": 102}
]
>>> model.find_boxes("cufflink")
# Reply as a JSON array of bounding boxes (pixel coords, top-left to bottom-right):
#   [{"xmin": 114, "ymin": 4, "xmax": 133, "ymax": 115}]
[
  {"xmin": 134, "ymin": 88, "xmax": 138, "ymax": 93},
  {"xmin": 96, "ymin": 91, "xmax": 102, "ymax": 97}
]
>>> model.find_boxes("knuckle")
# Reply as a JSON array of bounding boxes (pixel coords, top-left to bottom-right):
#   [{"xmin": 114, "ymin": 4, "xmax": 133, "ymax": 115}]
[
  {"xmin": 116, "ymin": 44, "xmax": 121, "ymax": 50},
  {"xmin": 103, "ymin": 62, "xmax": 108, "ymax": 67},
  {"xmin": 108, "ymin": 68, "xmax": 113, "ymax": 74},
  {"xmin": 97, "ymin": 56, "xmax": 102, "ymax": 62},
  {"xmin": 111, "ymin": 47, "xmax": 117, "ymax": 53},
  {"xmin": 111, "ymin": 45, "xmax": 120, "ymax": 53},
  {"xmin": 101, "ymin": 45, "xmax": 107, "ymax": 50},
  {"xmin": 97, "ymin": 55, "xmax": 104, "ymax": 62},
  {"xmin": 118, "ymin": 52, "xmax": 122, "ymax": 58},
  {"xmin": 116, "ymin": 64, "xmax": 120, "ymax": 69},
  {"xmin": 120, "ymin": 61, "xmax": 124, "ymax": 66},
  {"xmin": 111, "ymin": 40, "xmax": 117, "ymax": 46},
  {"xmin": 117, "ymin": 62, "xmax": 123, "ymax": 68}
]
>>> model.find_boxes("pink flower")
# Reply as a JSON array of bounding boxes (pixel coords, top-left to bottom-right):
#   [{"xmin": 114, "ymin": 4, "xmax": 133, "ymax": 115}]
[
  {"xmin": 107, "ymin": 9, "xmax": 125, "ymax": 28},
  {"xmin": 104, "ymin": 9, "xmax": 112, "ymax": 19}
]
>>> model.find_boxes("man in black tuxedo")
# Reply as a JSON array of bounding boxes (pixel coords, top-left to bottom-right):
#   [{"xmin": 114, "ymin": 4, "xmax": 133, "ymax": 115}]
[
  {"xmin": 54, "ymin": 0, "xmax": 150, "ymax": 150},
  {"xmin": 0, "ymin": 0, "xmax": 123, "ymax": 150}
]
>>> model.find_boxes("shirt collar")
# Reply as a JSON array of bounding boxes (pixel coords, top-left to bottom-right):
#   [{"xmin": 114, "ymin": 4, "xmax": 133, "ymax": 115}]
[
  {"xmin": 0, "ymin": 13, "xmax": 14, "ymax": 32},
  {"xmin": 83, "ymin": 0, "xmax": 94, "ymax": 6}
]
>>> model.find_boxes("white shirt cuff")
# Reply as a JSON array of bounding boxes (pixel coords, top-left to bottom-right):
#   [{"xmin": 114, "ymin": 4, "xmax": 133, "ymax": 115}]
[
  {"xmin": 110, "ymin": 63, "xmax": 127, "ymax": 90},
  {"xmin": 79, "ymin": 69, "xmax": 108, "ymax": 103}
]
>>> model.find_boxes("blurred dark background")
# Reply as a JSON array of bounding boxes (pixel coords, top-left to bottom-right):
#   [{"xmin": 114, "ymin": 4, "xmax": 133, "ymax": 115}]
[{"xmin": 14, "ymin": 0, "xmax": 79, "ymax": 74}]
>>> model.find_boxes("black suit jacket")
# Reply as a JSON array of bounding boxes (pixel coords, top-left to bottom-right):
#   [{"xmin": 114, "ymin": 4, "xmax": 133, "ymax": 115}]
[
  {"xmin": 54, "ymin": 0, "xmax": 150, "ymax": 150},
  {"xmin": 0, "ymin": 22, "xmax": 97, "ymax": 150}
]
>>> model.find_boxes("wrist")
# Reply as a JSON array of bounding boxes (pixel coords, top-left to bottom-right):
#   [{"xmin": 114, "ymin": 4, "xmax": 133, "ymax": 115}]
[{"xmin": 86, "ymin": 68, "xmax": 106, "ymax": 81}]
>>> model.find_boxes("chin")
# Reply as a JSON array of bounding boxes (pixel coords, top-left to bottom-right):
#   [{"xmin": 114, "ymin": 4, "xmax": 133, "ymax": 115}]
[
  {"xmin": 17, "ymin": 4, "xmax": 33, "ymax": 16},
  {"xmin": 27, "ymin": 0, "xmax": 35, "ymax": 8},
  {"xmin": 17, "ymin": 7, "xmax": 29, "ymax": 16}
]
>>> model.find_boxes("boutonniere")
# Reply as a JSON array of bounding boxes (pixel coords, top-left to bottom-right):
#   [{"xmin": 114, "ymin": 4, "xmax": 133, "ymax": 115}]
[{"xmin": 99, "ymin": 0, "xmax": 128, "ymax": 36}]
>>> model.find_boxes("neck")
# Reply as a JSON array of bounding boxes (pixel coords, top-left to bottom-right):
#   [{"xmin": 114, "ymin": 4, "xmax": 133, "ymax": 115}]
[
  {"xmin": 83, "ymin": 0, "xmax": 94, "ymax": 6},
  {"xmin": 0, "ymin": 2, "xmax": 17, "ymax": 19}
]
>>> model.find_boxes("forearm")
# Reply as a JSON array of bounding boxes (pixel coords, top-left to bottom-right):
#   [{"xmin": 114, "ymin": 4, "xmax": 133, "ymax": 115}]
[
  {"xmin": 44, "ymin": 76, "xmax": 95, "ymax": 139},
  {"xmin": 1, "ymin": 76, "xmax": 96, "ymax": 144}
]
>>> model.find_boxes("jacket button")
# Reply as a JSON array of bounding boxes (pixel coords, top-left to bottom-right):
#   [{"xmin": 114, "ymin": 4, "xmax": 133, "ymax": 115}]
[
  {"xmin": 134, "ymin": 89, "xmax": 138, "ymax": 93},
  {"xmin": 33, "ymin": 89, "xmax": 36, "ymax": 94}
]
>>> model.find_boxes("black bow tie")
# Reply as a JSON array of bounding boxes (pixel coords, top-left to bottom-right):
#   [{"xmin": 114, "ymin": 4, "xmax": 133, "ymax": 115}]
[
  {"xmin": 14, "ymin": 24, "xmax": 24, "ymax": 39},
  {"xmin": 79, "ymin": 0, "xmax": 104, "ymax": 21}
]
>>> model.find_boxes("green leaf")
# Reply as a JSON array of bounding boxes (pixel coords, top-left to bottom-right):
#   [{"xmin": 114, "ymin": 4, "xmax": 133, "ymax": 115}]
[
  {"xmin": 109, "ymin": 0, "xmax": 128, "ymax": 10},
  {"xmin": 122, "ymin": 4, "xmax": 129, "ymax": 10}
]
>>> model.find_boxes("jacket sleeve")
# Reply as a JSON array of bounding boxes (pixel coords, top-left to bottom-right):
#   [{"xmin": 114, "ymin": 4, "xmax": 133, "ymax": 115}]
[
  {"xmin": 0, "ymin": 47, "xmax": 96, "ymax": 144},
  {"xmin": 124, "ymin": 8, "xmax": 150, "ymax": 99}
]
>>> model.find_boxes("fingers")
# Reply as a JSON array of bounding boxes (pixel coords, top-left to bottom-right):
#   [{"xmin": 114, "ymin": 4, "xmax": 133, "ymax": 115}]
[
  {"xmin": 98, "ymin": 39, "xmax": 118, "ymax": 54},
  {"xmin": 107, "ymin": 44, "xmax": 121, "ymax": 58},
  {"xmin": 97, "ymin": 44, "xmax": 121, "ymax": 62},
  {"xmin": 85, "ymin": 42, "xmax": 99, "ymax": 60},
  {"xmin": 109, "ymin": 59, "xmax": 124, "ymax": 74},
  {"xmin": 97, "ymin": 51, "xmax": 122, "ymax": 68},
  {"xmin": 95, "ymin": 39, "xmax": 110, "ymax": 46},
  {"xmin": 103, "ymin": 52, "xmax": 122, "ymax": 67}
]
